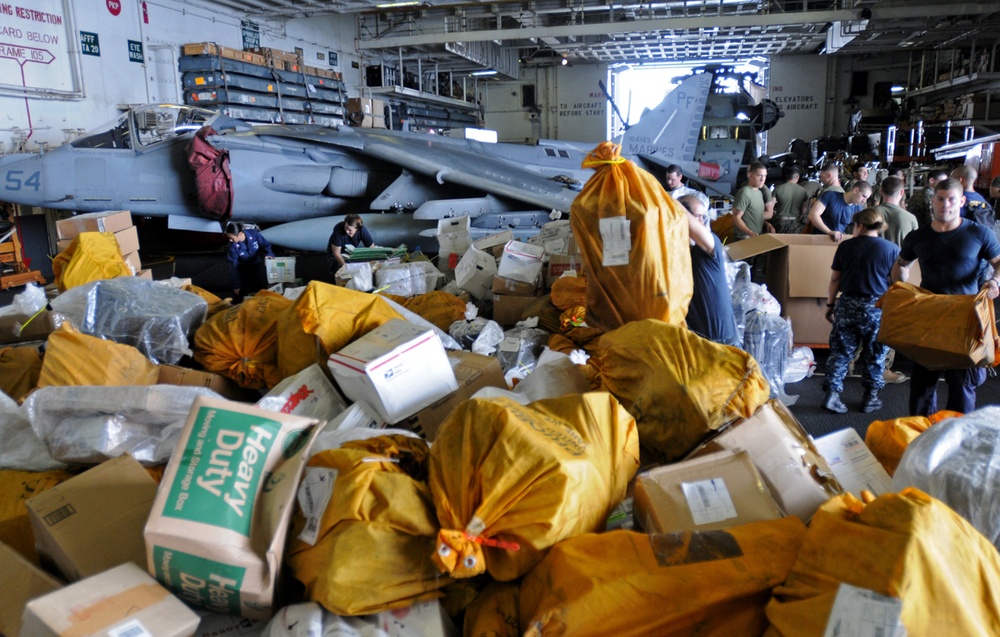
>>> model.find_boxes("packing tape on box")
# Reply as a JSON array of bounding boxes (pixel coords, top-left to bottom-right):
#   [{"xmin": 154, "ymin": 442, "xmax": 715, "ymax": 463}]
[{"xmin": 62, "ymin": 583, "xmax": 168, "ymax": 637}]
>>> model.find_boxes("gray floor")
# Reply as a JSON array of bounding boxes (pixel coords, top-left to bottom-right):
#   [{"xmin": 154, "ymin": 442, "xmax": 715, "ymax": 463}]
[{"xmin": 785, "ymin": 350, "xmax": 1000, "ymax": 440}]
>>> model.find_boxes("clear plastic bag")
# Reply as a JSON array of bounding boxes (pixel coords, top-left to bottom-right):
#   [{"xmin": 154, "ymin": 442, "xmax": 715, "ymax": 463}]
[
  {"xmin": 496, "ymin": 319, "xmax": 549, "ymax": 383},
  {"xmin": 336, "ymin": 262, "xmax": 374, "ymax": 292},
  {"xmin": 783, "ymin": 346, "xmax": 816, "ymax": 384},
  {"xmin": 448, "ymin": 304, "xmax": 504, "ymax": 355},
  {"xmin": 892, "ymin": 407, "xmax": 1000, "ymax": 550},
  {"xmin": 742, "ymin": 310, "xmax": 796, "ymax": 404},
  {"xmin": 50, "ymin": 277, "xmax": 208, "ymax": 364},
  {"xmin": 374, "ymin": 261, "xmax": 442, "ymax": 297},
  {"xmin": 0, "ymin": 390, "xmax": 65, "ymax": 471},
  {"xmin": 24, "ymin": 385, "xmax": 221, "ymax": 466}
]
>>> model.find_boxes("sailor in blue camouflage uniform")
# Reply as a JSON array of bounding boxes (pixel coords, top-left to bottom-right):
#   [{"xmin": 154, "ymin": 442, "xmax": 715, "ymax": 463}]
[{"xmin": 823, "ymin": 208, "xmax": 899, "ymax": 414}]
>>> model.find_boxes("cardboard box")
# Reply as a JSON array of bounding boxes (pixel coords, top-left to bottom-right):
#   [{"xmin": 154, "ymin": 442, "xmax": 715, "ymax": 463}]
[
  {"xmin": 498, "ymin": 240, "xmax": 545, "ymax": 284},
  {"xmin": 690, "ymin": 399, "xmax": 844, "ymax": 521},
  {"xmin": 157, "ymin": 364, "xmax": 255, "ymax": 402},
  {"xmin": 112, "ymin": 225, "xmax": 140, "ymax": 257},
  {"xmin": 634, "ymin": 449, "xmax": 783, "ymax": 533},
  {"xmin": 138, "ymin": 268, "xmax": 154, "ymax": 280},
  {"xmin": 25, "ymin": 455, "xmax": 158, "ymax": 582},
  {"xmin": 474, "ymin": 230, "xmax": 515, "ymax": 257},
  {"xmin": 0, "ymin": 310, "xmax": 53, "ymax": 344},
  {"xmin": 265, "ymin": 256, "xmax": 297, "ymax": 284},
  {"xmin": 546, "ymin": 253, "xmax": 585, "ymax": 287},
  {"xmin": 0, "ymin": 541, "xmax": 62, "ymax": 637},
  {"xmin": 404, "ymin": 349, "xmax": 506, "ymax": 441},
  {"xmin": 815, "ymin": 428, "xmax": 893, "ymax": 499},
  {"xmin": 436, "ymin": 216, "xmax": 472, "ymax": 254},
  {"xmin": 727, "ymin": 234, "xmax": 920, "ymax": 345},
  {"xmin": 347, "ymin": 98, "xmax": 386, "ymax": 128},
  {"xmin": 256, "ymin": 362, "xmax": 348, "ymax": 422},
  {"xmin": 123, "ymin": 250, "xmax": 142, "ymax": 273},
  {"xmin": 55, "ymin": 210, "xmax": 133, "ymax": 240},
  {"xmin": 492, "ymin": 274, "xmax": 539, "ymax": 297},
  {"xmin": 182, "ymin": 42, "xmax": 222, "ymax": 56},
  {"xmin": 327, "ymin": 319, "xmax": 459, "ymax": 424},
  {"xmin": 22, "ymin": 562, "xmax": 200, "ymax": 637},
  {"xmin": 492, "ymin": 293, "xmax": 540, "ymax": 328},
  {"xmin": 455, "ymin": 246, "xmax": 497, "ymax": 300},
  {"xmin": 145, "ymin": 397, "xmax": 321, "ymax": 620}
]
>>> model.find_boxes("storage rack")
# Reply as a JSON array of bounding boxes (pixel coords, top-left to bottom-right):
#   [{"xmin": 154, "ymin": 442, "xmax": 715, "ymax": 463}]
[{"xmin": 178, "ymin": 44, "xmax": 348, "ymax": 127}]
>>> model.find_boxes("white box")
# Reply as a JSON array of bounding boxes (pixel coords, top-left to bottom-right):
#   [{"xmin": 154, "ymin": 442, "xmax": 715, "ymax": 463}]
[
  {"xmin": 473, "ymin": 230, "xmax": 514, "ymax": 256},
  {"xmin": 454, "ymin": 246, "xmax": 497, "ymax": 300},
  {"xmin": 815, "ymin": 428, "xmax": 893, "ymax": 499},
  {"xmin": 256, "ymin": 363, "xmax": 348, "ymax": 422},
  {"xmin": 436, "ymin": 216, "xmax": 472, "ymax": 254},
  {"xmin": 265, "ymin": 256, "xmax": 297, "ymax": 284},
  {"xmin": 498, "ymin": 240, "xmax": 545, "ymax": 284},
  {"xmin": 327, "ymin": 319, "xmax": 459, "ymax": 424},
  {"xmin": 22, "ymin": 562, "xmax": 200, "ymax": 637}
]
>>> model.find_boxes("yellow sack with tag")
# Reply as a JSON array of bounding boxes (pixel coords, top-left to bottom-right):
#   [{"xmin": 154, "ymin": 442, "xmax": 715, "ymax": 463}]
[
  {"xmin": 464, "ymin": 582, "xmax": 520, "ymax": 637},
  {"xmin": 0, "ymin": 346, "xmax": 42, "ymax": 401},
  {"xmin": 598, "ymin": 319, "xmax": 770, "ymax": 460},
  {"xmin": 275, "ymin": 281, "xmax": 404, "ymax": 380},
  {"xmin": 864, "ymin": 411, "xmax": 959, "ymax": 476},
  {"xmin": 765, "ymin": 489, "xmax": 1000, "ymax": 636},
  {"xmin": 193, "ymin": 290, "xmax": 292, "ymax": 389},
  {"xmin": 403, "ymin": 291, "xmax": 468, "ymax": 332},
  {"xmin": 428, "ymin": 392, "xmax": 639, "ymax": 582},
  {"xmin": 38, "ymin": 324, "xmax": 158, "ymax": 388},
  {"xmin": 569, "ymin": 141, "xmax": 692, "ymax": 331},
  {"xmin": 52, "ymin": 232, "xmax": 132, "ymax": 293},
  {"xmin": 521, "ymin": 517, "xmax": 807, "ymax": 637},
  {"xmin": 0, "ymin": 469, "xmax": 75, "ymax": 564},
  {"xmin": 286, "ymin": 434, "xmax": 452, "ymax": 616},
  {"xmin": 877, "ymin": 281, "xmax": 1000, "ymax": 369}
]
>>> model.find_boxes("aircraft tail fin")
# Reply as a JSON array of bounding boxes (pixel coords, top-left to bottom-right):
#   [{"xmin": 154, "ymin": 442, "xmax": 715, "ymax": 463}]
[{"xmin": 618, "ymin": 73, "xmax": 712, "ymax": 163}]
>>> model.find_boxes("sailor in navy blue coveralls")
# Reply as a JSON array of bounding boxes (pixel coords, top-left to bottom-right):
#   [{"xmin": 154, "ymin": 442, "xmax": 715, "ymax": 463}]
[{"xmin": 225, "ymin": 221, "xmax": 274, "ymax": 300}]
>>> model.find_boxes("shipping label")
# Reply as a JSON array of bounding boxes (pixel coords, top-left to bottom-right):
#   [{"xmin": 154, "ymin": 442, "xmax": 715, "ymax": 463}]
[
  {"xmin": 153, "ymin": 546, "xmax": 246, "ymax": 615},
  {"xmin": 162, "ymin": 406, "xmax": 284, "ymax": 536}
]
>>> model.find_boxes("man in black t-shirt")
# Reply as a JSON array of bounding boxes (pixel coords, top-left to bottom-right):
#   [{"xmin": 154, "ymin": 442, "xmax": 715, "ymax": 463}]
[{"xmin": 326, "ymin": 213, "xmax": 375, "ymax": 274}]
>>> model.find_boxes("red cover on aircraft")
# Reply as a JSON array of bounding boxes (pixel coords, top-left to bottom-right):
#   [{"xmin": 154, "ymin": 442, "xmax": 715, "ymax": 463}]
[{"xmin": 187, "ymin": 125, "xmax": 233, "ymax": 222}]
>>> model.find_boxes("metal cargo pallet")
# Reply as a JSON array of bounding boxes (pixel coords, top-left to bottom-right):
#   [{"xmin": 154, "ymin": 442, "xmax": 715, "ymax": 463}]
[
  {"xmin": 185, "ymin": 89, "xmax": 344, "ymax": 117},
  {"xmin": 179, "ymin": 55, "xmax": 345, "ymax": 92},
  {"xmin": 216, "ymin": 105, "xmax": 342, "ymax": 127}
]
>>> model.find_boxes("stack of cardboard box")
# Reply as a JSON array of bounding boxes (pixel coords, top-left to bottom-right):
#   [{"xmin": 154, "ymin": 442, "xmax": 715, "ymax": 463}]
[
  {"xmin": 345, "ymin": 98, "xmax": 386, "ymax": 129},
  {"xmin": 55, "ymin": 210, "xmax": 149, "ymax": 279}
]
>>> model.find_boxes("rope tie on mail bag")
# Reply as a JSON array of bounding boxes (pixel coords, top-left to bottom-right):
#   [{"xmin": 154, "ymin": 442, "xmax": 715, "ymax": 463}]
[
  {"xmin": 432, "ymin": 517, "xmax": 520, "ymax": 578},
  {"xmin": 581, "ymin": 141, "xmax": 627, "ymax": 169}
]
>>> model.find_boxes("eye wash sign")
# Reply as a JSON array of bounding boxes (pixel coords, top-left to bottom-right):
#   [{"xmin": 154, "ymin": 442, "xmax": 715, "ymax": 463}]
[{"xmin": 145, "ymin": 397, "xmax": 318, "ymax": 619}]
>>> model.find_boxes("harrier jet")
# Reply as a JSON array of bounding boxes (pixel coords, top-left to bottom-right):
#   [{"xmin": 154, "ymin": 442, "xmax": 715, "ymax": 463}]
[{"xmin": 0, "ymin": 72, "xmax": 737, "ymax": 251}]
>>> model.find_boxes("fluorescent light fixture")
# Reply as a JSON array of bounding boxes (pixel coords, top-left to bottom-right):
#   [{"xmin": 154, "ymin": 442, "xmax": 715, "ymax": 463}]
[
  {"xmin": 471, "ymin": 70, "xmax": 497, "ymax": 76},
  {"xmin": 376, "ymin": 1, "xmax": 419, "ymax": 7},
  {"xmin": 735, "ymin": 112, "xmax": 750, "ymax": 121},
  {"xmin": 891, "ymin": 85, "xmax": 905, "ymax": 93}
]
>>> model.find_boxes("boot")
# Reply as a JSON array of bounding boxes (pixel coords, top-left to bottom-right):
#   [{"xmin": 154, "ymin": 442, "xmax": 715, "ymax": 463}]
[
  {"xmin": 823, "ymin": 390, "xmax": 848, "ymax": 414},
  {"xmin": 862, "ymin": 390, "xmax": 883, "ymax": 413}
]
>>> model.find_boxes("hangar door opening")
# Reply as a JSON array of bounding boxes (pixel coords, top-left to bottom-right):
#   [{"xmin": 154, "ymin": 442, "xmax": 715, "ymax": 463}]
[{"xmin": 609, "ymin": 61, "xmax": 775, "ymax": 197}]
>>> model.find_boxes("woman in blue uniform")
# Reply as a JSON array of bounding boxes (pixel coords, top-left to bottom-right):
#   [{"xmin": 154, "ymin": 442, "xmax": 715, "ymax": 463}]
[{"xmin": 224, "ymin": 221, "xmax": 273, "ymax": 300}]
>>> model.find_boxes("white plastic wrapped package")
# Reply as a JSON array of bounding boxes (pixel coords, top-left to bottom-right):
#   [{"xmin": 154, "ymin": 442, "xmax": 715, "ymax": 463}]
[
  {"xmin": 24, "ymin": 385, "xmax": 221, "ymax": 466},
  {"xmin": 449, "ymin": 317, "xmax": 504, "ymax": 355},
  {"xmin": 336, "ymin": 262, "xmax": 374, "ymax": 292},
  {"xmin": 892, "ymin": 407, "xmax": 1000, "ymax": 550},
  {"xmin": 50, "ymin": 276, "xmax": 208, "ymax": 364},
  {"xmin": 0, "ymin": 390, "xmax": 65, "ymax": 471},
  {"xmin": 12, "ymin": 283, "xmax": 47, "ymax": 316},
  {"xmin": 496, "ymin": 319, "xmax": 549, "ymax": 383},
  {"xmin": 375, "ymin": 261, "xmax": 442, "ymax": 296},
  {"xmin": 731, "ymin": 280, "xmax": 782, "ymax": 349},
  {"xmin": 256, "ymin": 363, "xmax": 348, "ymax": 422},
  {"xmin": 783, "ymin": 346, "xmax": 816, "ymax": 384}
]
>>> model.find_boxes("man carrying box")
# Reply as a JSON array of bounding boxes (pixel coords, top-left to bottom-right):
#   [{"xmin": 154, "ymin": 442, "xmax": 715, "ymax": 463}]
[{"xmin": 892, "ymin": 178, "xmax": 1000, "ymax": 416}]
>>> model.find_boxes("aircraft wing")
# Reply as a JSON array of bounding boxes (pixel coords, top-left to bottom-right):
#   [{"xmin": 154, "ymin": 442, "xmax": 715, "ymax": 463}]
[{"xmin": 255, "ymin": 126, "xmax": 580, "ymax": 213}]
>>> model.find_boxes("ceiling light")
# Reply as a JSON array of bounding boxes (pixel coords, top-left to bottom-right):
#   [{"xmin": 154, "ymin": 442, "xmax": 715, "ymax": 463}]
[
  {"xmin": 891, "ymin": 85, "xmax": 905, "ymax": 93},
  {"xmin": 471, "ymin": 70, "xmax": 497, "ymax": 76},
  {"xmin": 376, "ymin": 1, "xmax": 419, "ymax": 7},
  {"xmin": 561, "ymin": 57, "xmax": 568, "ymax": 66}
]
